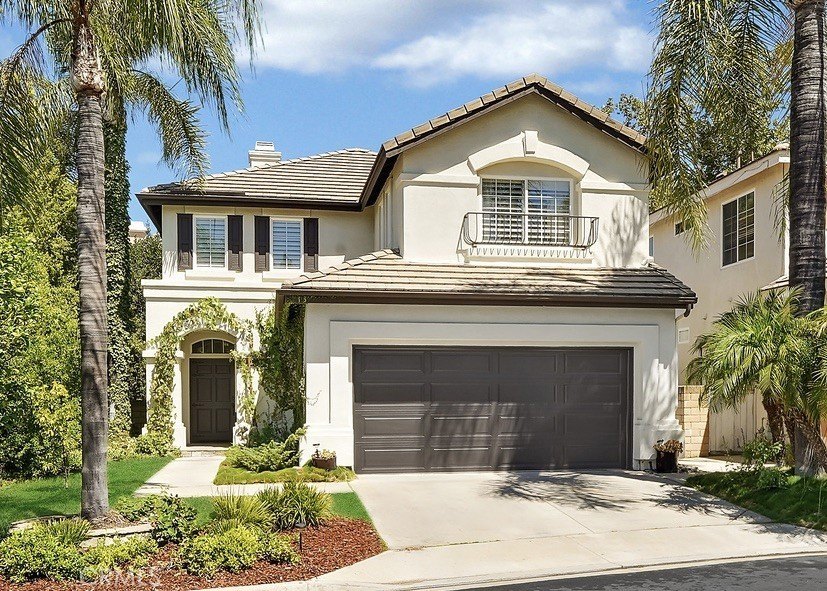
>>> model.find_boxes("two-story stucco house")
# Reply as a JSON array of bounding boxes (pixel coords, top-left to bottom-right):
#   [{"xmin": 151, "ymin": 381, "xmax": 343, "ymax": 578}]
[
  {"xmin": 649, "ymin": 145, "xmax": 790, "ymax": 451},
  {"xmin": 139, "ymin": 74, "xmax": 696, "ymax": 472}
]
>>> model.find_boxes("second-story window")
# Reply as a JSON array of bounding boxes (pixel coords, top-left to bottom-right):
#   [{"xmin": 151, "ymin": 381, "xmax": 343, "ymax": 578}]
[
  {"xmin": 722, "ymin": 192, "xmax": 754, "ymax": 266},
  {"xmin": 271, "ymin": 218, "xmax": 302, "ymax": 270},
  {"xmin": 195, "ymin": 216, "xmax": 226, "ymax": 268},
  {"xmin": 481, "ymin": 178, "xmax": 571, "ymax": 245}
]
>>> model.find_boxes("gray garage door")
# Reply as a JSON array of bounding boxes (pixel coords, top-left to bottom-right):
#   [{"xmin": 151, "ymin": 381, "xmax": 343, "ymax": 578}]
[{"xmin": 353, "ymin": 346, "xmax": 632, "ymax": 473}]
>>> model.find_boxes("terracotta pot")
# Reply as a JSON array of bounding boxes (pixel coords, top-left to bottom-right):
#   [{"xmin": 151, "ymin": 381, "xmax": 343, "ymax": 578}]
[
  {"xmin": 312, "ymin": 456, "xmax": 336, "ymax": 471},
  {"xmin": 655, "ymin": 450, "xmax": 678, "ymax": 473}
]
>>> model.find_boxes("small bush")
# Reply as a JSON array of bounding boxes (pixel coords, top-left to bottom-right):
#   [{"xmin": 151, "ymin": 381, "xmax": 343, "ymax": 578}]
[
  {"xmin": 178, "ymin": 526, "xmax": 261, "ymax": 577},
  {"xmin": 150, "ymin": 495, "xmax": 197, "ymax": 544},
  {"xmin": 743, "ymin": 429, "xmax": 783, "ymax": 468},
  {"xmin": 0, "ymin": 527, "xmax": 83, "ymax": 583},
  {"xmin": 225, "ymin": 428, "xmax": 305, "ymax": 473},
  {"xmin": 260, "ymin": 532, "xmax": 299, "ymax": 564},
  {"xmin": 210, "ymin": 493, "xmax": 272, "ymax": 532},
  {"xmin": 82, "ymin": 535, "xmax": 158, "ymax": 580},
  {"xmin": 756, "ymin": 467, "xmax": 791, "ymax": 490},
  {"xmin": 257, "ymin": 482, "xmax": 331, "ymax": 530},
  {"xmin": 113, "ymin": 495, "xmax": 196, "ymax": 543},
  {"xmin": 41, "ymin": 518, "xmax": 90, "ymax": 546}
]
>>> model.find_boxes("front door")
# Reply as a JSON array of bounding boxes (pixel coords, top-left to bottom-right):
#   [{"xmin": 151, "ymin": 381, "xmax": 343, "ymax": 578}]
[{"xmin": 190, "ymin": 358, "xmax": 235, "ymax": 443}]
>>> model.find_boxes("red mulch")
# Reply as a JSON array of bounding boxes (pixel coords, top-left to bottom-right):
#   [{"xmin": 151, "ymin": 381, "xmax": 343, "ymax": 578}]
[{"xmin": 0, "ymin": 518, "xmax": 383, "ymax": 591}]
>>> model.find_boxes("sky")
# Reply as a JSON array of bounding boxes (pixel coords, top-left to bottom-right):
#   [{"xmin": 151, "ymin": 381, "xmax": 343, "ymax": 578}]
[{"xmin": 0, "ymin": 0, "xmax": 656, "ymax": 226}]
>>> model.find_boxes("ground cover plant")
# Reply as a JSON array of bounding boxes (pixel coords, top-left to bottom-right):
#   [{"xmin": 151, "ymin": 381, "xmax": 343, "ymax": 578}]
[
  {"xmin": 0, "ymin": 484, "xmax": 382, "ymax": 589},
  {"xmin": 214, "ymin": 462, "xmax": 356, "ymax": 485}
]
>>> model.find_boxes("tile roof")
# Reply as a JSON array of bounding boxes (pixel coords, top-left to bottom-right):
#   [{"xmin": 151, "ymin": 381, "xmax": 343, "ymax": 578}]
[
  {"xmin": 360, "ymin": 73, "xmax": 646, "ymax": 208},
  {"xmin": 141, "ymin": 148, "xmax": 376, "ymax": 204},
  {"xmin": 280, "ymin": 250, "xmax": 697, "ymax": 309}
]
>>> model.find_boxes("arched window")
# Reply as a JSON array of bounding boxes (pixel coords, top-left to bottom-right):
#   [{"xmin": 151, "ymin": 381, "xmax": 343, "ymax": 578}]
[{"xmin": 191, "ymin": 338, "xmax": 235, "ymax": 354}]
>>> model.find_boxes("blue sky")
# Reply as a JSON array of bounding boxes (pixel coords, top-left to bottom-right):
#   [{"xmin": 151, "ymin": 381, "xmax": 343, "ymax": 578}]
[{"xmin": 1, "ymin": 1, "xmax": 655, "ymax": 226}]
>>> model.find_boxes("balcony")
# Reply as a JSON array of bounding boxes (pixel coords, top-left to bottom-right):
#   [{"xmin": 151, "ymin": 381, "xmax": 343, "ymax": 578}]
[{"xmin": 461, "ymin": 212, "xmax": 599, "ymax": 249}]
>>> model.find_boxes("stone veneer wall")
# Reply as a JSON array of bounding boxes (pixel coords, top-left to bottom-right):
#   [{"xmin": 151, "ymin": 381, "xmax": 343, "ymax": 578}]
[{"xmin": 677, "ymin": 386, "xmax": 709, "ymax": 458}]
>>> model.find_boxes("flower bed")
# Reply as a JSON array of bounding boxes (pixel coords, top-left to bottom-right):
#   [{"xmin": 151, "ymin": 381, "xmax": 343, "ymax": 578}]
[{"xmin": 0, "ymin": 518, "xmax": 382, "ymax": 590}]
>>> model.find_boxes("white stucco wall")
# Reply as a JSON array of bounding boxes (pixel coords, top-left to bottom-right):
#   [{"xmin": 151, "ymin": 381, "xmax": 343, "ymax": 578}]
[
  {"xmin": 301, "ymin": 303, "xmax": 680, "ymax": 470},
  {"xmin": 382, "ymin": 94, "xmax": 650, "ymax": 266}
]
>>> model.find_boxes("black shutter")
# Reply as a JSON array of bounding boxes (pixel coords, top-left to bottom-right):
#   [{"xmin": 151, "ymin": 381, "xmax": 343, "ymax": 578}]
[
  {"xmin": 177, "ymin": 213, "xmax": 193, "ymax": 270},
  {"xmin": 254, "ymin": 216, "xmax": 270, "ymax": 272},
  {"xmin": 227, "ymin": 215, "xmax": 243, "ymax": 271},
  {"xmin": 303, "ymin": 217, "xmax": 319, "ymax": 272}
]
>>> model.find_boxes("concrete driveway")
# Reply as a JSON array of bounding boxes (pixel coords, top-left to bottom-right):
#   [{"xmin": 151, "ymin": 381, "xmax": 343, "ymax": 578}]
[{"xmin": 319, "ymin": 470, "xmax": 827, "ymax": 590}]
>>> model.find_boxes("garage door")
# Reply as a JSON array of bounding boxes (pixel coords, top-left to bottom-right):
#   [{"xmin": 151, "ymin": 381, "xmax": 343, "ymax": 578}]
[{"xmin": 353, "ymin": 346, "xmax": 632, "ymax": 473}]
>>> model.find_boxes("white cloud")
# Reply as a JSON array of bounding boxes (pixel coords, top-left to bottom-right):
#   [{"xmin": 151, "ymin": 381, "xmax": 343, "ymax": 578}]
[
  {"xmin": 373, "ymin": 2, "xmax": 651, "ymax": 86},
  {"xmin": 248, "ymin": 0, "xmax": 652, "ymax": 87}
]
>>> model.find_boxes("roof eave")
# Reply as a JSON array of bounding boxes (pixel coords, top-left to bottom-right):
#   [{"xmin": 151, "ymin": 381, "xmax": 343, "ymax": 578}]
[{"xmin": 280, "ymin": 288, "xmax": 697, "ymax": 309}]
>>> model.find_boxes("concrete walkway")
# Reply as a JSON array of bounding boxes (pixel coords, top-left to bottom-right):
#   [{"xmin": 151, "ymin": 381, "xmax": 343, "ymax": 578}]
[{"xmin": 136, "ymin": 456, "xmax": 352, "ymax": 497}]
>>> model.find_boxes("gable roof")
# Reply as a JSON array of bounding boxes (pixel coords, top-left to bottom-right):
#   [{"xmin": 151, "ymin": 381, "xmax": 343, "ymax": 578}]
[
  {"xmin": 138, "ymin": 148, "xmax": 376, "ymax": 229},
  {"xmin": 358, "ymin": 73, "xmax": 647, "ymax": 208},
  {"xmin": 278, "ymin": 249, "xmax": 697, "ymax": 311}
]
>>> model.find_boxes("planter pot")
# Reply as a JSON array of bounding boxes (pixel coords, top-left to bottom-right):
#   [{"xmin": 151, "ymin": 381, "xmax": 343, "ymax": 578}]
[
  {"xmin": 312, "ymin": 456, "xmax": 337, "ymax": 471},
  {"xmin": 655, "ymin": 450, "xmax": 678, "ymax": 473}
]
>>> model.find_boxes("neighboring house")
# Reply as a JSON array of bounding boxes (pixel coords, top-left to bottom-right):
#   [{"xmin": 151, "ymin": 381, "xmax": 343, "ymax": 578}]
[
  {"xmin": 649, "ymin": 145, "xmax": 790, "ymax": 452},
  {"xmin": 139, "ymin": 73, "xmax": 696, "ymax": 472}
]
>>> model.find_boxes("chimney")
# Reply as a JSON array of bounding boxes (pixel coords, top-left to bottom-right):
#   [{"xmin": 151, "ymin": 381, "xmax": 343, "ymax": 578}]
[{"xmin": 248, "ymin": 141, "xmax": 282, "ymax": 167}]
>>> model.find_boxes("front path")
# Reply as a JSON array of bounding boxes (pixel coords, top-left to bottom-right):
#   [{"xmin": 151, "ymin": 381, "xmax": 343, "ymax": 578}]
[{"xmin": 136, "ymin": 456, "xmax": 351, "ymax": 497}]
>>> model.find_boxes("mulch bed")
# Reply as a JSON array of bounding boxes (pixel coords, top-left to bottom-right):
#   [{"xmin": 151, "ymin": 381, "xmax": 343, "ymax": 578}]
[{"xmin": 0, "ymin": 518, "xmax": 383, "ymax": 591}]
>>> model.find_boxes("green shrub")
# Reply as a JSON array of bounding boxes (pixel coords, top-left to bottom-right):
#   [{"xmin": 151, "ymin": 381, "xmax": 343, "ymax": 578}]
[
  {"xmin": 149, "ymin": 495, "xmax": 197, "ymax": 544},
  {"xmin": 225, "ymin": 428, "xmax": 305, "ymax": 473},
  {"xmin": 257, "ymin": 482, "xmax": 331, "ymax": 530},
  {"xmin": 260, "ymin": 532, "xmax": 299, "ymax": 564},
  {"xmin": 0, "ymin": 527, "xmax": 83, "ymax": 582},
  {"xmin": 756, "ymin": 467, "xmax": 792, "ymax": 490},
  {"xmin": 178, "ymin": 526, "xmax": 261, "ymax": 577},
  {"xmin": 743, "ymin": 429, "xmax": 783, "ymax": 468},
  {"xmin": 113, "ymin": 494, "xmax": 196, "ymax": 543},
  {"xmin": 210, "ymin": 493, "xmax": 272, "ymax": 531},
  {"xmin": 82, "ymin": 535, "xmax": 158, "ymax": 580},
  {"xmin": 41, "ymin": 518, "xmax": 90, "ymax": 546}
]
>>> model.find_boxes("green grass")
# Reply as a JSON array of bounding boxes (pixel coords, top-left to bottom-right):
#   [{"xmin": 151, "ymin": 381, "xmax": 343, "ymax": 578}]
[
  {"xmin": 182, "ymin": 492, "xmax": 373, "ymax": 526},
  {"xmin": 688, "ymin": 470, "xmax": 827, "ymax": 531},
  {"xmin": 213, "ymin": 460, "xmax": 356, "ymax": 485},
  {"xmin": 0, "ymin": 457, "xmax": 172, "ymax": 533}
]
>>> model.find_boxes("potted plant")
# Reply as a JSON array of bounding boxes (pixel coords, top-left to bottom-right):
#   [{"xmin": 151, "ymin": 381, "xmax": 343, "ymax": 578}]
[
  {"xmin": 653, "ymin": 439, "xmax": 683, "ymax": 473},
  {"xmin": 311, "ymin": 446, "xmax": 337, "ymax": 471}
]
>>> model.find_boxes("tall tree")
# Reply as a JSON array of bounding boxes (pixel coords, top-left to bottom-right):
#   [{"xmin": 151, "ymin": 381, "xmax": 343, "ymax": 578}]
[
  {"xmin": 0, "ymin": 0, "xmax": 260, "ymax": 519},
  {"xmin": 647, "ymin": 0, "xmax": 827, "ymax": 468}
]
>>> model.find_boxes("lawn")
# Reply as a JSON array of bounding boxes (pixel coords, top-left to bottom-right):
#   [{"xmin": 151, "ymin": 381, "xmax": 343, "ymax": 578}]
[
  {"xmin": 688, "ymin": 470, "xmax": 827, "ymax": 531},
  {"xmin": 214, "ymin": 460, "xmax": 356, "ymax": 485},
  {"xmin": 183, "ymin": 492, "xmax": 373, "ymax": 525},
  {"xmin": 0, "ymin": 456, "xmax": 172, "ymax": 533}
]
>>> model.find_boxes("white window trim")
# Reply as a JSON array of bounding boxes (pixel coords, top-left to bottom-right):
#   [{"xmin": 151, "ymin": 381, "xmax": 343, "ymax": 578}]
[
  {"xmin": 193, "ymin": 214, "xmax": 228, "ymax": 270},
  {"xmin": 721, "ymin": 189, "xmax": 755, "ymax": 269},
  {"xmin": 269, "ymin": 216, "xmax": 304, "ymax": 273}
]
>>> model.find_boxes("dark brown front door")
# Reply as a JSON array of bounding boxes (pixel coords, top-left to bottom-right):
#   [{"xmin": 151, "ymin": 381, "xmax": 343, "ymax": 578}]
[
  {"xmin": 353, "ymin": 346, "xmax": 632, "ymax": 473},
  {"xmin": 190, "ymin": 358, "xmax": 235, "ymax": 444}
]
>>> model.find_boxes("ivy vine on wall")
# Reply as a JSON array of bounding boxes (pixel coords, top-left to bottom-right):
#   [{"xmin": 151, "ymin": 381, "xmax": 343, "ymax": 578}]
[{"xmin": 142, "ymin": 298, "xmax": 255, "ymax": 453}]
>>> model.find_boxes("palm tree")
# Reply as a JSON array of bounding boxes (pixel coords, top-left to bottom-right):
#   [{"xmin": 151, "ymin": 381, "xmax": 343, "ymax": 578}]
[
  {"xmin": 0, "ymin": 0, "xmax": 260, "ymax": 519},
  {"xmin": 687, "ymin": 291, "xmax": 827, "ymax": 471},
  {"xmin": 647, "ymin": 0, "xmax": 827, "ymax": 468}
]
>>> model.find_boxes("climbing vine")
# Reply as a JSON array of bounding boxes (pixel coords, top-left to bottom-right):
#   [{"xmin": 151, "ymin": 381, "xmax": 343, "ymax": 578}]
[
  {"xmin": 252, "ymin": 300, "xmax": 306, "ymax": 441},
  {"xmin": 142, "ymin": 298, "xmax": 255, "ymax": 454}
]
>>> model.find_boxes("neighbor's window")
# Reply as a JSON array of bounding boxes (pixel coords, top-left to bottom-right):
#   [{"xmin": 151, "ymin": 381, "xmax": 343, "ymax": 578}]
[
  {"xmin": 674, "ymin": 221, "xmax": 685, "ymax": 235},
  {"xmin": 481, "ymin": 178, "xmax": 571, "ymax": 244},
  {"xmin": 271, "ymin": 218, "xmax": 302, "ymax": 270},
  {"xmin": 649, "ymin": 236, "xmax": 654, "ymax": 257},
  {"xmin": 722, "ymin": 192, "xmax": 754, "ymax": 266},
  {"xmin": 195, "ymin": 216, "xmax": 226, "ymax": 268}
]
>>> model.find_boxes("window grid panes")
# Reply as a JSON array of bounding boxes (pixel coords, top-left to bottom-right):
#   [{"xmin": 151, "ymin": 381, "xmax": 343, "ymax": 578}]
[
  {"xmin": 191, "ymin": 339, "xmax": 234, "ymax": 354},
  {"xmin": 481, "ymin": 179, "xmax": 571, "ymax": 244},
  {"xmin": 195, "ymin": 217, "xmax": 226, "ymax": 268},
  {"xmin": 722, "ymin": 192, "xmax": 754, "ymax": 266},
  {"xmin": 271, "ymin": 219, "xmax": 302, "ymax": 270}
]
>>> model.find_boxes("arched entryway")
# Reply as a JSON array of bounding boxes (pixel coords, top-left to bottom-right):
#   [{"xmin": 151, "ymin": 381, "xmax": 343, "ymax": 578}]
[{"xmin": 187, "ymin": 335, "xmax": 236, "ymax": 444}]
